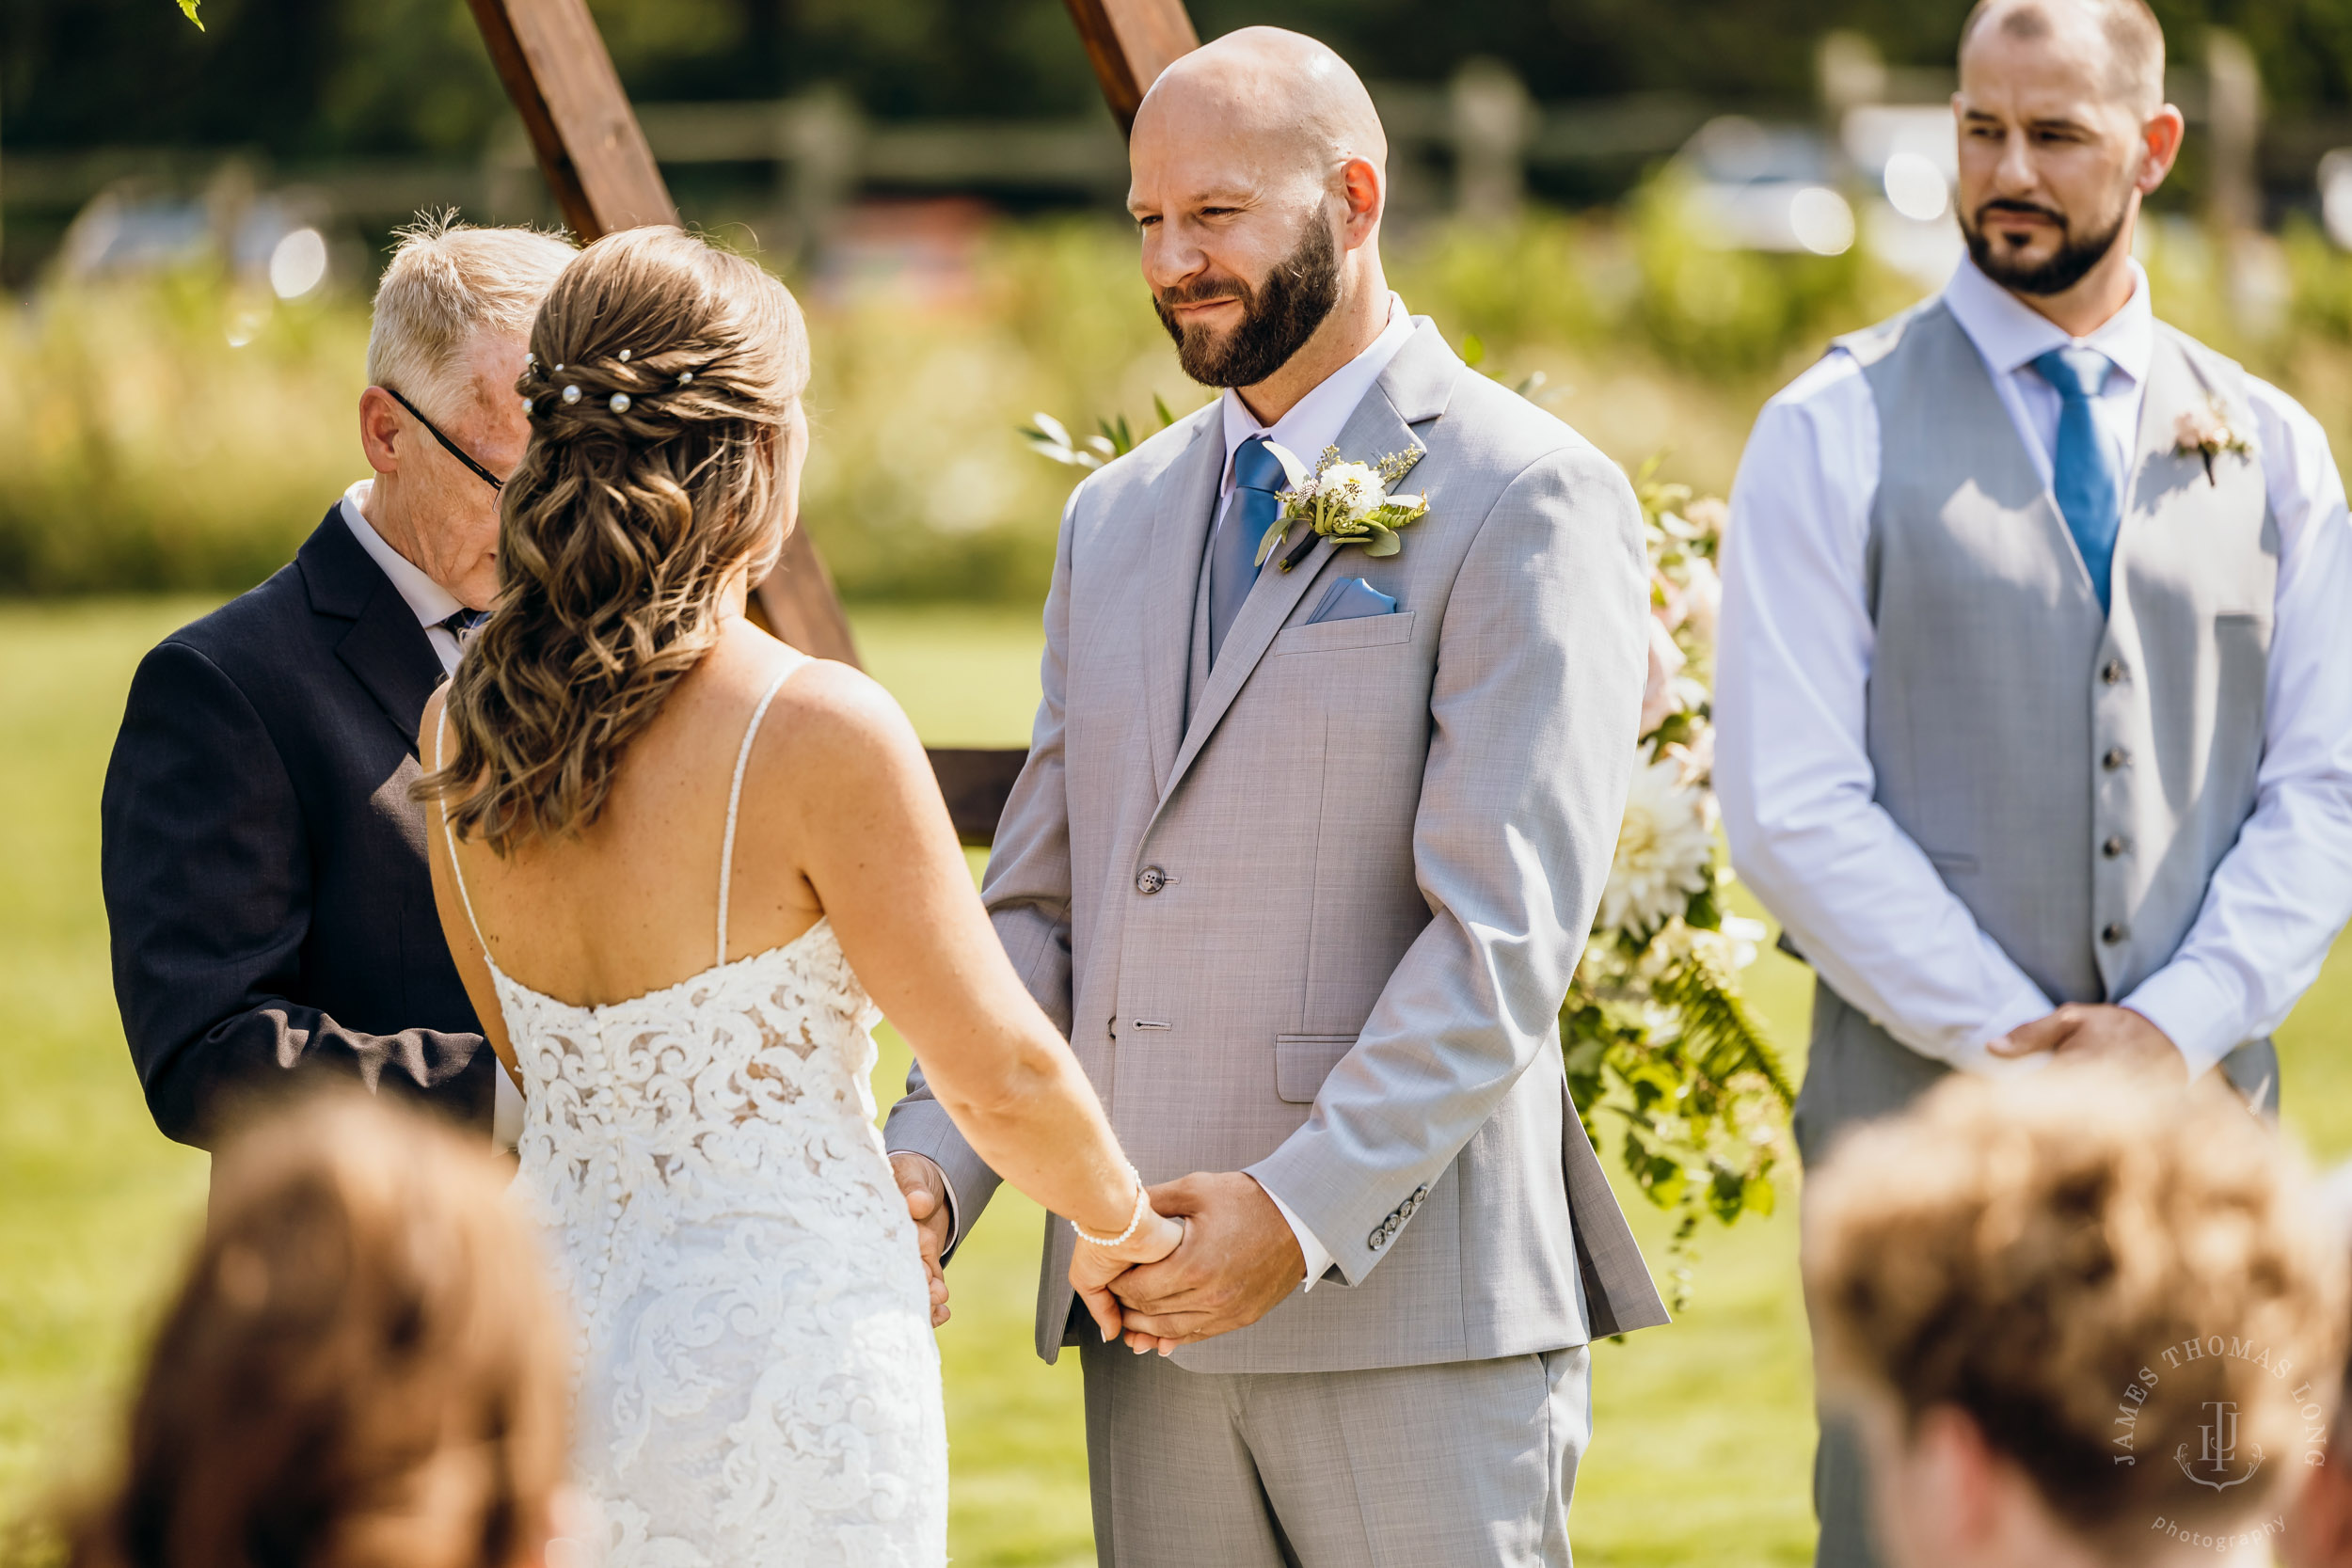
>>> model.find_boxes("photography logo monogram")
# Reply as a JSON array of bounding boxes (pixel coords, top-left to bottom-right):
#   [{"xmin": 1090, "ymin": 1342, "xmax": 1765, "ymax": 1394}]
[{"xmin": 2118, "ymin": 1333, "xmax": 2329, "ymax": 1550}]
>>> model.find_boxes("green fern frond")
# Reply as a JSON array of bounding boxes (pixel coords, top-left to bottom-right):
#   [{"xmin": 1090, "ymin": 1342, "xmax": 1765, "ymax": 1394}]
[{"xmin": 1652, "ymin": 960, "xmax": 1796, "ymax": 1105}]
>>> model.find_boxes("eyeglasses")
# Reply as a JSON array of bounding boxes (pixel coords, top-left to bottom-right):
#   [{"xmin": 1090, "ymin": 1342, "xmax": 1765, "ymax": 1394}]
[{"xmin": 378, "ymin": 387, "xmax": 506, "ymax": 493}]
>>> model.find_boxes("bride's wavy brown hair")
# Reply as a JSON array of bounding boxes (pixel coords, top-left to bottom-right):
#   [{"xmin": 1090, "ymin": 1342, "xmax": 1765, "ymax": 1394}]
[{"xmin": 418, "ymin": 226, "xmax": 808, "ymax": 850}]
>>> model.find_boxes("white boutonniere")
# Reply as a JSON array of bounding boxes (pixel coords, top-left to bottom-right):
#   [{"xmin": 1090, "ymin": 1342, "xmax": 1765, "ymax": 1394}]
[
  {"xmin": 2172, "ymin": 396, "xmax": 2253, "ymax": 485},
  {"xmin": 1256, "ymin": 444, "xmax": 1431, "ymax": 573}
]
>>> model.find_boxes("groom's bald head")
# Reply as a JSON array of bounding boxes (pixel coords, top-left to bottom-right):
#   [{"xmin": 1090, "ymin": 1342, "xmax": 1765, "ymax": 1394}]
[
  {"xmin": 1135, "ymin": 27, "xmax": 1388, "ymax": 188},
  {"xmin": 1128, "ymin": 28, "xmax": 1391, "ymax": 394}
]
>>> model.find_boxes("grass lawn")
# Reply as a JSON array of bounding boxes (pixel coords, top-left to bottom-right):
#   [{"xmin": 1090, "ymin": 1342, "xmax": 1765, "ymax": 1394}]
[{"xmin": 6, "ymin": 597, "xmax": 2351, "ymax": 1565}]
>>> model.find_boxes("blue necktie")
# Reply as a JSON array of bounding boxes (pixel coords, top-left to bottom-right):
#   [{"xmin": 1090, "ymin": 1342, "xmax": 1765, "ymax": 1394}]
[
  {"xmin": 439, "ymin": 608, "xmax": 489, "ymax": 640},
  {"xmin": 2030, "ymin": 347, "xmax": 2122, "ymax": 613},
  {"xmin": 1209, "ymin": 436, "xmax": 1288, "ymax": 664}
]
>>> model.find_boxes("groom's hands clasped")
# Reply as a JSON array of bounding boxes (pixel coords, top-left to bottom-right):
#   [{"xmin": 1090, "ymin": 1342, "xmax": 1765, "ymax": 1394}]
[
  {"xmin": 890, "ymin": 1152, "xmax": 954, "ymax": 1327},
  {"xmin": 1108, "ymin": 1172, "xmax": 1306, "ymax": 1354}
]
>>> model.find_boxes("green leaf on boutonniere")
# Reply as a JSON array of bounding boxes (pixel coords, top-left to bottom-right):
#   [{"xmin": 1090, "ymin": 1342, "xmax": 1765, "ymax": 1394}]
[{"xmin": 177, "ymin": 0, "xmax": 204, "ymax": 26}]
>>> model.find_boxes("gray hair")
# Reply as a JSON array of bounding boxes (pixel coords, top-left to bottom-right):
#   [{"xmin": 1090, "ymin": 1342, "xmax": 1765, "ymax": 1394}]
[{"xmin": 365, "ymin": 214, "xmax": 576, "ymax": 422}]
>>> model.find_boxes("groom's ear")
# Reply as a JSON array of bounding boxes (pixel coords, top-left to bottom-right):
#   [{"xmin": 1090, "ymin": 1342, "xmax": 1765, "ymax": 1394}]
[{"xmin": 1340, "ymin": 157, "xmax": 1383, "ymax": 245}]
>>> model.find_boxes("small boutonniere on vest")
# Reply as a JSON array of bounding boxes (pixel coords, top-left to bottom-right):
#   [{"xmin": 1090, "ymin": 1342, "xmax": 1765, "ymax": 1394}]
[
  {"xmin": 2172, "ymin": 397, "xmax": 2253, "ymax": 485},
  {"xmin": 1256, "ymin": 443, "xmax": 1431, "ymax": 573}
]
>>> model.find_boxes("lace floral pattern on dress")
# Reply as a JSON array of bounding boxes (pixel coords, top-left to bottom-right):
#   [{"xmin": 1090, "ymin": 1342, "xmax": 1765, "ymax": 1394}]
[{"xmin": 500, "ymin": 921, "xmax": 946, "ymax": 1568}]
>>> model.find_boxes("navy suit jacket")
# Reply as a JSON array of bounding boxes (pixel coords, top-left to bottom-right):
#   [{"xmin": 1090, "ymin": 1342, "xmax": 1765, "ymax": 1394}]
[{"xmin": 102, "ymin": 506, "xmax": 492, "ymax": 1148}]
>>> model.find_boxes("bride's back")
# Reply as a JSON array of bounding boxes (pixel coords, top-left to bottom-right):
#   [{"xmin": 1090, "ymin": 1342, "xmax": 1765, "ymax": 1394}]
[
  {"xmin": 419, "ymin": 227, "xmax": 834, "ymax": 1009},
  {"xmin": 437, "ymin": 633, "xmax": 826, "ymax": 1008}
]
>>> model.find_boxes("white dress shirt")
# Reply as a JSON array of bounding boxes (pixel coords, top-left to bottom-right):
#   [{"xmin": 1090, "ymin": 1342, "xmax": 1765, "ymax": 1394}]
[
  {"xmin": 1716, "ymin": 256, "xmax": 2352, "ymax": 1078},
  {"xmin": 340, "ymin": 480, "xmax": 527, "ymax": 1146}
]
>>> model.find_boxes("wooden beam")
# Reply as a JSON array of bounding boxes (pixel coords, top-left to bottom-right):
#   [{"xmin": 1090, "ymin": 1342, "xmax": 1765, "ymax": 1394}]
[
  {"xmin": 1061, "ymin": 0, "xmax": 1201, "ymax": 135},
  {"xmin": 464, "ymin": 0, "xmax": 676, "ymax": 239}
]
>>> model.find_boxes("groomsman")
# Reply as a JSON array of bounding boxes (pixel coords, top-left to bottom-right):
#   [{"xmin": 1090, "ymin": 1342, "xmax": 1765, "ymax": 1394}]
[
  {"xmin": 102, "ymin": 219, "xmax": 572, "ymax": 1151},
  {"xmin": 1716, "ymin": 1, "xmax": 2352, "ymax": 1564}
]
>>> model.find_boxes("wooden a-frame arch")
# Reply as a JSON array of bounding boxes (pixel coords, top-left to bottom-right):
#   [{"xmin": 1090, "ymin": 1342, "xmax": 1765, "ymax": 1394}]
[{"xmin": 459, "ymin": 0, "xmax": 1200, "ymax": 841}]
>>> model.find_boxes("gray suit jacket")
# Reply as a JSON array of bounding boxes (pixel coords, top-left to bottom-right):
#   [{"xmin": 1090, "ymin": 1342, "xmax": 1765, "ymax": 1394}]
[{"xmin": 886, "ymin": 322, "xmax": 1670, "ymax": 1372}]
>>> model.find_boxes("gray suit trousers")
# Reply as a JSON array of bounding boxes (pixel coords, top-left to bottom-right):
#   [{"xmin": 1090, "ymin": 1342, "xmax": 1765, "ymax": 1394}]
[
  {"xmin": 1080, "ymin": 1339, "xmax": 1591, "ymax": 1568},
  {"xmin": 1797, "ymin": 981, "xmax": 2280, "ymax": 1568}
]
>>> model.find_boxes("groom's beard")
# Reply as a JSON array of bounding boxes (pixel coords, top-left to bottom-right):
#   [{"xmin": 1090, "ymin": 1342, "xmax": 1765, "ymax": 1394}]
[{"xmin": 1154, "ymin": 218, "xmax": 1342, "ymax": 388}]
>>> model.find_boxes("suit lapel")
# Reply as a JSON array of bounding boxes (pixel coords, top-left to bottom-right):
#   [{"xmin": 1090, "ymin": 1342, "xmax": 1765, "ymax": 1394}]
[
  {"xmin": 1157, "ymin": 356, "xmax": 1439, "ymax": 808},
  {"xmin": 297, "ymin": 508, "xmax": 448, "ymax": 757},
  {"xmin": 1141, "ymin": 417, "xmax": 1226, "ymax": 796}
]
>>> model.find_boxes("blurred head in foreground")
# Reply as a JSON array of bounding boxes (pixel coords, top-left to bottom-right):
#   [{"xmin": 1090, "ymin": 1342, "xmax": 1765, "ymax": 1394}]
[
  {"xmin": 1806, "ymin": 1069, "xmax": 2346, "ymax": 1568},
  {"xmin": 2284, "ymin": 1165, "xmax": 2352, "ymax": 1568},
  {"xmin": 69, "ymin": 1096, "xmax": 570, "ymax": 1568}
]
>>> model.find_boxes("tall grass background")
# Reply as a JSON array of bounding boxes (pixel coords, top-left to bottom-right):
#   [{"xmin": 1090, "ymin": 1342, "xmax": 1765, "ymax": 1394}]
[{"xmin": 20, "ymin": 181, "xmax": 2352, "ymax": 602}]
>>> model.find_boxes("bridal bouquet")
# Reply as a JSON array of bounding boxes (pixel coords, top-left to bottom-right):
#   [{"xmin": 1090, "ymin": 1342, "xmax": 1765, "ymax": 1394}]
[{"xmin": 1566, "ymin": 463, "xmax": 1791, "ymax": 1308}]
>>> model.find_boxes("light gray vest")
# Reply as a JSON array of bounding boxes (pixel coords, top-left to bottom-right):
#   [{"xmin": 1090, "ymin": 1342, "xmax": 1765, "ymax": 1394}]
[{"xmin": 1794, "ymin": 301, "xmax": 2279, "ymax": 1157}]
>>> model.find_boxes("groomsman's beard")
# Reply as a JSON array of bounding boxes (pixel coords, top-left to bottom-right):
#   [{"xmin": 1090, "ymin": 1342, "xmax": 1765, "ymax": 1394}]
[
  {"xmin": 1961, "ymin": 192, "xmax": 2130, "ymax": 296},
  {"xmin": 1154, "ymin": 217, "xmax": 1343, "ymax": 388}
]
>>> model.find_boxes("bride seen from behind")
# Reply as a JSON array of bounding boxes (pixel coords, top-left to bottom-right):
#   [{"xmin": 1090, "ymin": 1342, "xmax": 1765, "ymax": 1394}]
[{"xmin": 413, "ymin": 226, "xmax": 1180, "ymax": 1568}]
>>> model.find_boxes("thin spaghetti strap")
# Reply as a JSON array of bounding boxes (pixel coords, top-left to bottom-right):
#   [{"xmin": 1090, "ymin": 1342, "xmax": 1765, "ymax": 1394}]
[
  {"xmin": 717, "ymin": 664, "xmax": 800, "ymax": 968},
  {"xmin": 434, "ymin": 706, "xmax": 493, "ymax": 965}
]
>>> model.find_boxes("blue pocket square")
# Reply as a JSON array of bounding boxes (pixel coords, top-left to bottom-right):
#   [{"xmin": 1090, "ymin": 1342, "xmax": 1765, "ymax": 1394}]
[{"xmin": 1307, "ymin": 578, "xmax": 1398, "ymax": 625}]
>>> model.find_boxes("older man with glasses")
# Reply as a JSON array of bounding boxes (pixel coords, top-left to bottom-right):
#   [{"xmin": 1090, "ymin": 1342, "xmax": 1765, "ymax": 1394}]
[{"xmin": 101, "ymin": 215, "xmax": 574, "ymax": 1158}]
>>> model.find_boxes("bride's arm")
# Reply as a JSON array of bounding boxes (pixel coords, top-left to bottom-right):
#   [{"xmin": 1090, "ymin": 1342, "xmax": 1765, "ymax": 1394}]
[{"xmin": 769, "ymin": 663, "xmax": 1180, "ymax": 1313}]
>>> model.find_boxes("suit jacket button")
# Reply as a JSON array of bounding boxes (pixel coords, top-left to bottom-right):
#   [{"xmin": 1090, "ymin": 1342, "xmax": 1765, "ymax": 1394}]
[
  {"xmin": 1136, "ymin": 866, "xmax": 1168, "ymax": 895},
  {"xmin": 2102, "ymin": 922, "xmax": 2129, "ymax": 944},
  {"xmin": 2102, "ymin": 658, "xmax": 2127, "ymax": 685},
  {"xmin": 2102, "ymin": 835, "xmax": 2127, "ymax": 859},
  {"xmin": 2103, "ymin": 747, "xmax": 2131, "ymax": 771}
]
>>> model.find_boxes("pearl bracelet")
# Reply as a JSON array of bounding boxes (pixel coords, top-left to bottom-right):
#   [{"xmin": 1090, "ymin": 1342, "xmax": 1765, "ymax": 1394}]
[{"xmin": 1072, "ymin": 1166, "xmax": 1149, "ymax": 1248}]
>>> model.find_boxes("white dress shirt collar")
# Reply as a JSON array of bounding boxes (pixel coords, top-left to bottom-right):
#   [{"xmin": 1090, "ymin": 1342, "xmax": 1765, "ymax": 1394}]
[
  {"xmin": 341, "ymin": 480, "xmax": 465, "ymax": 628},
  {"xmin": 1941, "ymin": 251, "xmax": 2153, "ymax": 387},
  {"xmin": 1217, "ymin": 293, "xmax": 1416, "ymax": 495}
]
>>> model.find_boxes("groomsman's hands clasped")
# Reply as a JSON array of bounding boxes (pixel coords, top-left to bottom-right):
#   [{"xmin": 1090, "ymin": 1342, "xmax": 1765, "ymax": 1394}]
[{"xmin": 1988, "ymin": 1003, "xmax": 2189, "ymax": 1082}]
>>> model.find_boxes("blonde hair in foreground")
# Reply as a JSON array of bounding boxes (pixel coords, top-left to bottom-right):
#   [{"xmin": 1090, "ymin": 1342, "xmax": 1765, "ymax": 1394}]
[
  {"xmin": 1804, "ymin": 1068, "xmax": 2347, "ymax": 1553},
  {"xmin": 419, "ymin": 227, "xmax": 811, "ymax": 851},
  {"xmin": 366, "ymin": 214, "xmax": 576, "ymax": 425},
  {"xmin": 67, "ymin": 1096, "xmax": 569, "ymax": 1568}
]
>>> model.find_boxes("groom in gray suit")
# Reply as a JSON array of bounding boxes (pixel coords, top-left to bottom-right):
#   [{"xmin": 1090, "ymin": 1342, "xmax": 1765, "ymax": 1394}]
[{"xmin": 887, "ymin": 26, "xmax": 1665, "ymax": 1565}]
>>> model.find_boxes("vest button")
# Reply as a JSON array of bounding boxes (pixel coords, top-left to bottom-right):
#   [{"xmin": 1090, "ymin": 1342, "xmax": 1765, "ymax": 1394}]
[
  {"xmin": 2102, "ymin": 922, "xmax": 2129, "ymax": 944},
  {"xmin": 1136, "ymin": 866, "xmax": 1168, "ymax": 895},
  {"xmin": 2102, "ymin": 747, "xmax": 2131, "ymax": 771},
  {"xmin": 2102, "ymin": 835, "xmax": 2126, "ymax": 859},
  {"xmin": 2101, "ymin": 659, "xmax": 2127, "ymax": 685}
]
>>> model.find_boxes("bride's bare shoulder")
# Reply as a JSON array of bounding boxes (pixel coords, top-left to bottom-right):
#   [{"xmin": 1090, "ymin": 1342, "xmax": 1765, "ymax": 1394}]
[{"xmin": 755, "ymin": 655, "xmax": 929, "ymax": 794}]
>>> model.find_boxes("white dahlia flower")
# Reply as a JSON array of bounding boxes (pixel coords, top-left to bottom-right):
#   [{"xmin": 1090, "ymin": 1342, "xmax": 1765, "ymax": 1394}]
[
  {"xmin": 1600, "ymin": 755, "xmax": 1717, "ymax": 937},
  {"xmin": 1320, "ymin": 460, "xmax": 1387, "ymax": 520}
]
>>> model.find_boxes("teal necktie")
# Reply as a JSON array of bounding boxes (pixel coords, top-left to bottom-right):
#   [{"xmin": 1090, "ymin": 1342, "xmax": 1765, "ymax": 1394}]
[
  {"xmin": 2030, "ymin": 346, "xmax": 2122, "ymax": 613},
  {"xmin": 1209, "ymin": 436, "xmax": 1287, "ymax": 664}
]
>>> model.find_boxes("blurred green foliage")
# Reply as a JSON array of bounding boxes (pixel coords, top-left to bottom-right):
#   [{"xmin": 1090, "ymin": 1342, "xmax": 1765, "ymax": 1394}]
[
  {"xmin": 15, "ymin": 0, "xmax": 2352, "ymax": 161},
  {"xmin": 16, "ymin": 190, "xmax": 2352, "ymax": 600}
]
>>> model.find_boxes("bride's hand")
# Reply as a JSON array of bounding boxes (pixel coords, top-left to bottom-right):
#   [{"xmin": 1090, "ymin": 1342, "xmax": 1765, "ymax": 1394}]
[{"xmin": 1069, "ymin": 1208, "xmax": 1184, "ymax": 1344}]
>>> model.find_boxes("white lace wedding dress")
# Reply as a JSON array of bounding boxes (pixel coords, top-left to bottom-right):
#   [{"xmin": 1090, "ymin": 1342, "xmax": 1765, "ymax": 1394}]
[{"xmin": 437, "ymin": 672, "xmax": 947, "ymax": 1568}]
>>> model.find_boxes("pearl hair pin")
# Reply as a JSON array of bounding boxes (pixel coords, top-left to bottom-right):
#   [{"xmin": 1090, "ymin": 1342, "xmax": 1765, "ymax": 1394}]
[
  {"xmin": 618, "ymin": 349, "xmax": 631, "ymax": 363},
  {"xmin": 678, "ymin": 371, "xmax": 694, "ymax": 385},
  {"xmin": 610, "ymin": 392, "xmax": 631, "ymax": 413},
  {"xmin": 562, "ymin": 385, "xmax": 582, "ymax": 404},
  {"xmin": 522, "ymin": 398, "xmax": 535, "ymax": 417}
]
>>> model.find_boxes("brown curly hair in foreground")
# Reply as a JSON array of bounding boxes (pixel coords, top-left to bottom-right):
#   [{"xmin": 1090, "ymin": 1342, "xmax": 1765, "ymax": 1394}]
[
  {"xmin": 1804, "ymin": 1068, "xmax": 2348, "ymax": 1552},
  {"xmin": 66, "ymin": 1096, "xmax": 570, "ymax": 1568},
  {"xmin": 420, "ymin": 226, "xmax": 810, "ymax": 850}
]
